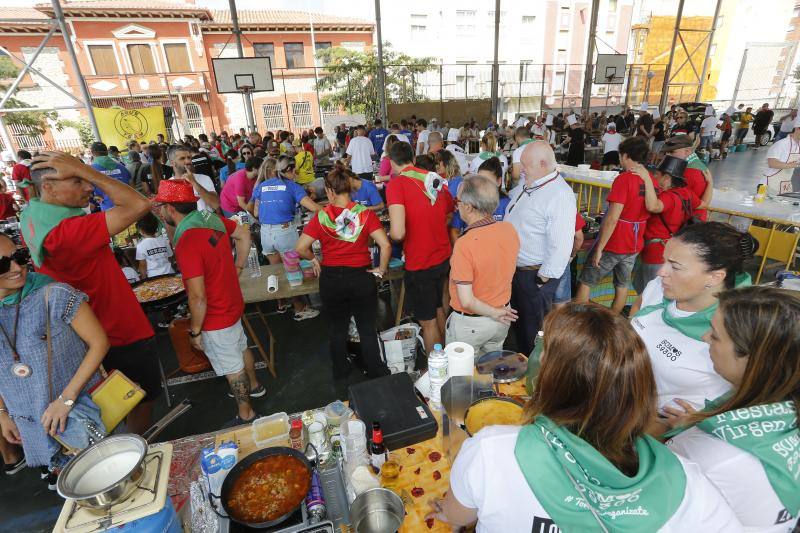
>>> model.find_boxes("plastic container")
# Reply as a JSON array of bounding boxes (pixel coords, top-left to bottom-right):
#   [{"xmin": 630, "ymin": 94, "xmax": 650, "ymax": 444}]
[
  {"xmin": 286, "ymin": 270, "xmax": 304, "ymax": 287},
  {"xmin": 251, "ymin": 412, "xmax": 290, "ymax": 448},
  {"xmin": 341, "ymin": 419, "xmax": 367, "ymax": 463},
  {"xmin": 324, "ymin": 400, "xmax": 353, "ymax": 436},
  {"xmin": 428, "ymin": 343, "xmax": 448, "ymax": 410}
]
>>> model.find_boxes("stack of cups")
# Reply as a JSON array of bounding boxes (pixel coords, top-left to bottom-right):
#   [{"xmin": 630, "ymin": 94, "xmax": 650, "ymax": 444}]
[
  {"xmin": 282, "ymin": 251, "xmax": 303, "ymax": 286},
  {"xmin": 340, "ymin": 419, "xmax": 368, "ymax": 464}
]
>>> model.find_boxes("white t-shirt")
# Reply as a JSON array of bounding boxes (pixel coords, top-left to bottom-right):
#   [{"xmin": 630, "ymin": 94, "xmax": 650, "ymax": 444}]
[
  {"xmin": 512, "ymin": 142, "xmax": 532, "ymax": 165},
  {"xmin": 121, "ymin": 266, "xmax": 139, "ymax": 284},
  {"xmin": 345, "ymin": 136, "xmax": 375, "ymax": 174},
  {"xmin": 446, "ymin": 128, "xmax": 461, "ymax": 142},
  {"xmin": 762, "ymin": 135, "xmax": 800, "ymax": 191},
  {"xmin": 601, "ymin": 132, "xmax": 622, "ymax": 153},
  {"xmin": 450, "ymin": 425, "xmax": 741, "ymax": 533},
  {"xmin": 312, "ymin": 137, "xmax": 332, "ymax": 157},
  {"xmin": 135, "ymin": 235, "xmax": 174, "ymax": 278},
  {"xmin": 445, "ymin": 144, "xmax": 469, "ymax": 175},
  {"xmin": 469, "ymin": 153, "xmax": 508, "ymax": 176},
  {"xmin": 191, "ymin": 173, "xmax": 216, "ymax": 212},
  {"xmin": 632, "ymin": 278, "xmax": 732, "ymax": 410},
  {"xmin": 381, "ymin": 133, "xmax": 410, "ymax": 153},
  {"xmin": 765, "ymin": 135, "xmax": 799, "ymax": 165},
  {"xmin": 530, "ymin": 123, "xmax": 547, "ymax": 138},
  {"xmin": 416, "ymin": 129, "xmax": 430, "ymax": 155},
  {"xmin": 700, "ymin": 116, "xmax": 718, "ymax": 136},
  {"xmin": 669, "ymin": 427, "xmax": 797, "ymax": 532},
  {"xmin": 780, "ymin": 116, "xmax": 795, "ymax": 133}
]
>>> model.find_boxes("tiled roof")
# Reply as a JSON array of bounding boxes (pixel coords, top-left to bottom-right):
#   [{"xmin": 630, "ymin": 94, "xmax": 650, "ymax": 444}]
[
  {"xmin": 205, "ymin": 9, "xmax": 373, "ymax": 29},
  {"xmin": 34, "ymin": 0, "xmax": 212, "ymax": 19},
  {"xmin": 0, "ymin": 7, "xmax": 49, "ymax": 20}
]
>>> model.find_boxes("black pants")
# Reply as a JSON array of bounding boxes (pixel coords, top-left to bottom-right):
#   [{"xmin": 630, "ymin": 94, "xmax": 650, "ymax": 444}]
[
  {"xmin": 510, "ymin": 269, "xmax": 558, "ymax": 355},
  {"xmin": 319, "ymin": 266, "xmax": 389, "ymax": 379},
  {"xmin": 358, "ymin": 172, "xmax": 374, "ymax": 182}
]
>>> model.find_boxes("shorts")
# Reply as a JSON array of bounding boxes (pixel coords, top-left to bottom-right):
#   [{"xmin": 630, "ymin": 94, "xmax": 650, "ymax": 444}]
[
  {"xmin": 260, "ymin": 222, "xmax": 299, "ymax": 255},
  {"xmin": 553, "ymin": 266, "xmax": 572, "ymax": 303},
  {"xmin": 201, "ymin": 320, "xmax": 248, "ymax": 376},
  {"xmin": 601, "ymin": 151, "xmax": 619, "ymax": 166},
  {"xmin": 721, "ymin": 131, "xmax": 731, "ymax": 142},
  {"xmin": 579, "ymin": 250, "xmax": 637, "ymax": 289},
  {"xmin": 404, "ymin": 260, "xmax": 449, "ymax": 321},
  {"xmin": 104, "ymin": 336, "xmax": 162, "ymax": 401},
  {"xmin": 651, "ymin": 140, "xmax": 665, "ymax": 154},
  {"xmin": 700, "ymin": 135, "xmax": 714, "ymax": 149}
]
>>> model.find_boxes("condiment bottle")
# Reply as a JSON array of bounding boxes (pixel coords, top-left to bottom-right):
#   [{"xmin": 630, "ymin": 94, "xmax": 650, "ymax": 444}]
[
  {"xmin": 289, "ymin": 418, "xmax": 304, "ymax": 450},
  {"xmin": 370, "ymin": 421, "xmax": 387, "ymax": 471}
]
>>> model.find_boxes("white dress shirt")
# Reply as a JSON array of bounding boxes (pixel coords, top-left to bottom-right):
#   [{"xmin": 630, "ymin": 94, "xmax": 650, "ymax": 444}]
[{"xmin": 504, "ymin": 170, "xmax": 577, "ymax": 278}]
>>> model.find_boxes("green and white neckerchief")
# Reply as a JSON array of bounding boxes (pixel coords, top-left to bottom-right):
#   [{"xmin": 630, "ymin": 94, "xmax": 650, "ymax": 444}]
[
  {"xmin": 399, "ymin": 165, "xmax": 442, "ymax": 205},
  {"xmin": 317, "ymin": 202, "xmax": 369, "ymax": 242},
  {"xmin": 478, "ymin": 150, "xmax": 503, "ymax": 160},
  {"xmin": 515, "ymin": 416, "xmax": 686, "ymax": 532},
  {"xmin": 19, "ymin": 199, "xmax": 86, "ymax": 267},
  {"xmin": 686, "ymin": 152, "xmax": 708, "ymax": 171},
  {"xmin": 698, "ymin": 401, "xmax": 799, "ymax": 514},
  {"xmin": 634, "ymin": 273, "xmax": 751, "ymax": 341},
  {"xmin": 517, "ymin": 139, "xmax": 535, "ymax": 150},
  {"xmin": 172, "ymin": 209, "xmax": 226, "ymax": 246}
]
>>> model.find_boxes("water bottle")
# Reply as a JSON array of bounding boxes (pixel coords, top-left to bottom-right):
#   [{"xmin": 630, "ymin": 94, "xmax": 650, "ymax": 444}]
[
  {"xmin": 247, "ymin": 244, "xmax": 261, "ymax": 278},
  {"xmin": 428, "ymin": 343, "xmax": 448, "ymax": 410}
]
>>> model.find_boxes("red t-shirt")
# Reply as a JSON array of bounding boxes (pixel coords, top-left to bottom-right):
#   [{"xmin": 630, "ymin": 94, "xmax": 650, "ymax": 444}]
[
  {"xmin": 642, "ymin": 187, "xmax": 701, "ymax": 264},
  {"xmin": 0, "ymin": 193, "xmax": 16, "ymax": 220},
  {"xmin": 683, "ymin": 168, "xmax": 708, "ymax": 221},
  {"xmin": 303, "ymin": 206, "xmax": 382, "ymax": 267},
  {"xmin": 575, "ymin": 212, "xmax": 586, "ymax": 232},
  {"xmin": 604, "ymin": 170, "xmax": 658, "ymax": 255},
  {"xmin": 38, "ymin": 213, "xmax": 154, "ymax": 347},
  {"xmin": 174, "ymin": 216, "xmax": 244, "ymax": 331},
  {"xmin": 11, "ymin": 163, "xmax": 30, "ymax": 184},
  {"xmin": 386, "ymin": 168, "xmax": 455, "ymax": 271}
]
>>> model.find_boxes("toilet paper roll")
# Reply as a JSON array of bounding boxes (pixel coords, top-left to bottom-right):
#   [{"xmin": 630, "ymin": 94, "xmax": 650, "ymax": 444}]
[
  {"xmin": 445, "ymin": 341, "xmax": 475, "ymax": 377},
  {"xmin": 266, "ymin": 274, "xmax": 279, "ymax": 293}
]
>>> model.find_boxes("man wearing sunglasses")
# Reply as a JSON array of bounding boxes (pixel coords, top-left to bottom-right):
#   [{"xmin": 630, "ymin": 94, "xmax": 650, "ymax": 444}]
[{"xmin": 19, "ymin": 151, "xmax": 158, "ymax": 434}]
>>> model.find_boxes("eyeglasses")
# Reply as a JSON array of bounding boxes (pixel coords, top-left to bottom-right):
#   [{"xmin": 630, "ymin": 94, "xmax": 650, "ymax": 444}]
[
  {"xmin": 0, "ymin": 249, "xmax": 30, "ymax": 275},
  {"xmin": 241, "ymin": 152, "xmax": 252, "ymax": 156}
]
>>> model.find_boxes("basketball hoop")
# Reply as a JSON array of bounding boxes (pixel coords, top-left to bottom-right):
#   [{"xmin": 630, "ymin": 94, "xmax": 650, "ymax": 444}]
[{"xmin": 235, "ymin": 74, "xmax": 256, "ymax": 95}]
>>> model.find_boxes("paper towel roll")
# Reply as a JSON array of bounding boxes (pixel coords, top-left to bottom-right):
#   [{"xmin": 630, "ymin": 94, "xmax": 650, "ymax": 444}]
[
  {"xmin": 445, "ymin": 342, "xmax": 474, "ymax": 377},
  {"xmin": 266, "ymin": 274, "xmax": 279, "ymax": 293}
]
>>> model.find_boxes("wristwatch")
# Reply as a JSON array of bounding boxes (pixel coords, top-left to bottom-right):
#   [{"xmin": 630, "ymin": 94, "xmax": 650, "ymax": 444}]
[
  {"xmin": 188, "ymin": 330, "xmax": 202, "ymax": 338},
  {"xmin": 58, "ymin": 395, "xmax": 74, "ymax": 408},
  {"xmin": 536, "ymin": 274, "xmax": 549, "ymax": 286}
]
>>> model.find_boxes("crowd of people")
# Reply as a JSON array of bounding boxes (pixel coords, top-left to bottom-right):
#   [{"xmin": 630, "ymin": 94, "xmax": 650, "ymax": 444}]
[{"xmin": 0, "ymin": 107, "xmax": 797, "ymax": 531}]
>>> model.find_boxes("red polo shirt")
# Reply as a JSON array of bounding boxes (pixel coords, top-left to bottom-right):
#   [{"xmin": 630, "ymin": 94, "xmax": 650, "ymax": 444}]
[
  {"xmin": 37, "ymin": 213, "xmax": 154, "ymax": 347},
  {"xmin": 604, "ymin": 170, "xmax": 659, "ymax": 255},
  {"xmin": 642, "ymin": 187, "xmax": 701, "ymax": 264},
  {"xmin": 386, "ymin": 167, "xmax": 454, "ymax": 271},
  {"xmin": 303, "ymin": 206, "xmax": 382, "ymax": 268},
  {"xmin": 683, "ymin": 168, "xmax": 709, "ymax": 221}
]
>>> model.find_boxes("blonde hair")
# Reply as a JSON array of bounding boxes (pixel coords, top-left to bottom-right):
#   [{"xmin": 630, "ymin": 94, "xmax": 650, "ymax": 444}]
[
  {"xmin": 258, "ymin": 158, "xmax": 277, "ymax": 180},
  {"xmin": 481, "ymin": 132, "xmax": 497, "ymax": 153}
]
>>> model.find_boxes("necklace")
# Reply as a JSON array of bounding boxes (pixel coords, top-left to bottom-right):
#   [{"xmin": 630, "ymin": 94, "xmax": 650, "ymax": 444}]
[
  {"xmin": 507, "ymin": 174, "xmax": 559, "ymax": 213},
  {"xmin": 0, "ymin": 303, "xmax": 30, "ymax": 378}
]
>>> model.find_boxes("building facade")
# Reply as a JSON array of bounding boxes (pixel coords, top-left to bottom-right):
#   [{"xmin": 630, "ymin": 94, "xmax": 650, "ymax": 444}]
[{"xmin": 0, "ymin": 1, "xmax": 373, "ymax": 151}]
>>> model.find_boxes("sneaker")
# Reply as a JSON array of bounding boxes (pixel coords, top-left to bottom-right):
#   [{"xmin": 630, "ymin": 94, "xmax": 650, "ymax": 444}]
[
  {"xmin": 157, "ymin": 322, "xmax": 171, "ymax": 329},
  {"xmin": 276, "ymin": 302, "xmax": 292, "ymax": 314},
  {"xmin": 227, "ymin": 384, "xmax": 266, "ymax": 399},
  {"xmin": 40, "ymin": 466, "xmax": 49, "ymax": 479},
  {"xmin": 46, "ymin": 471, "xmax": 57, "ymax": 491},
  {"xmin": 293, "ymin": 308, "xmax": 320, "ymax": 321},
  {"xmin": 4, "ymin": 456, "xmax": 25, "ymax": 475}
]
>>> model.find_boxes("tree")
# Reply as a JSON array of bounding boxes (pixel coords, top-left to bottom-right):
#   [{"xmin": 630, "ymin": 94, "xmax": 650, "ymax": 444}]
[
  {"xmin": 0, "ymin": 55, "xmax": 57, "ymax": 134},
  {"xmin": 56, "ymin": 118, "xmax": 93, "ymax": 148},
  {"xmin": 314, "ymin": 44, "xmax": 436, "ymax": 120}
]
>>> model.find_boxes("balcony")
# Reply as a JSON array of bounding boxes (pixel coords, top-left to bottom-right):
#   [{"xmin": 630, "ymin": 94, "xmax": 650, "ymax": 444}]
[{"xmin": 83, "ymin": 72, "xmax": 209, "ymax": 101}]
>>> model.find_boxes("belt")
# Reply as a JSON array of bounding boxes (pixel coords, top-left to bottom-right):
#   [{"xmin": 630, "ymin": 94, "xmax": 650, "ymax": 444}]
[
  {"xmin": 265, "ymin": 222, "xmax": 293, "ymax": 228},
  {"xmin": 516, "ymin": 265, "xmax": 541, "ymax": 272},
  {"xmin": 452, "ymin": 309, "xmax": 481, "ymax": 317}
]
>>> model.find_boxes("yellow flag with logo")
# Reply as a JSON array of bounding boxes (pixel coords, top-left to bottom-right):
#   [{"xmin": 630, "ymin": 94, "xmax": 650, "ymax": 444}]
[{"xmin": 93, "ymin": 107, "xmax": 167, "ymax": 147}]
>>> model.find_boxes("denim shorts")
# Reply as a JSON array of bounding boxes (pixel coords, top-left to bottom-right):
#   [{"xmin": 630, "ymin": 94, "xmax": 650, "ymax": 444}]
[
  {"xmin": 579, "ymin": 251, "xmax": 637, "ymax": 288},
  {"xmin": 260, "ymin": 222, "xmax": 299, "ymax": 255},
  {"xmin": 201, "ymin": 320, "xmax": 248, "ymax": 376},
  {"xmin": 553, "ymin": 267, "xmax": 572, "ymax": 303}
]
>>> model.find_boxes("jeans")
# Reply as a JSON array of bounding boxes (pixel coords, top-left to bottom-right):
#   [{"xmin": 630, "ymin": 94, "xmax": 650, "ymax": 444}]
[
  {"xmin": 445, "ymin": 312, "xmax": 510, "ymax": 358},
  {"xmin": 510, "ymin": 269, "xmax": 558, "ymax": 355},
  {"xmin": 319, "ymin": 266, "xmax": 389, "ymax": 379},
  {"xmin": 700, "ymin": 135, "xmax": 714, "ymax": 150},
  {"xmin": 775, "ymin": 130, "xmax": 790, "ymax": 143}
]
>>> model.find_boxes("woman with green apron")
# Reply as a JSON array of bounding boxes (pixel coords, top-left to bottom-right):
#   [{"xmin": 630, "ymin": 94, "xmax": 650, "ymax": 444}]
[
  {"xmin": 429, "ymin": 302, "xmax": 740, "ymax": 532},
  {"xmin": 631, "ymin": 222, "xmax": 757, "ymax": 417},
  {"xmin": 665, "ymin": 287, "xmax": 800, "ymax": 530}
]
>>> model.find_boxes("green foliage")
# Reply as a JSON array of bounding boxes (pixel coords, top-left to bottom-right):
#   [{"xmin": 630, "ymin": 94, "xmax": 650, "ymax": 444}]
[
  {"xmin": 0, "ymin": 56, "xmax": 57, "ymax": 134},
  {"xmin": 57, "ymin": 118, "xmax": 94, "ymax": 147},
  {"xmin": 314, "ymin": 43, "xmax": 436, "ymax": 119}
]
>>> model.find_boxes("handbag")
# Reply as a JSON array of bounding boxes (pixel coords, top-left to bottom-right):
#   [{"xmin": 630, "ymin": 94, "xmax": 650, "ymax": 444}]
[{"xmin": 44, "ymin": 286, "xmax": 145, "ymax": 433}]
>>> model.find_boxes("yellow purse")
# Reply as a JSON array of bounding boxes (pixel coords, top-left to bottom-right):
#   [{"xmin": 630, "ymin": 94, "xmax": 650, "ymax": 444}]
[{"xmin": 89, "ymin": 368, "xmax": 146, "ymax": 432}]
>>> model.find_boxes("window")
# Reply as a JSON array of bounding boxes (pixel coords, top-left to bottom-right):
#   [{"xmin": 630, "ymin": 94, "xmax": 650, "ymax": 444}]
[
  {"xmin": 606, "ymin": 30, "xmax": 615, "ymax": 39},
  {"xmin": 314, "ymin": 42, "xmax": 331, "ymax": 65},
  {"xmin": 554, "ymin": 71, "xmax": 565, "ymax": 94},
  {"xmin": 607, "ymin": 13, "xmax": 616, "ymax": 26},
  {"xmin": 522, "ymin": 15, "xmax": 536, "ymax": 24},
  {"xmin": 253, "ymin": 43, "xmax": 275, "ymax": 67},
  {"xmin": 127, "ymin": 44, "xmax": 156, "ymax": 74},
  {"xmin": 183, "ymin": 102, "xmax": 203, "ymax": 135},
  {"xmin": 291, "ymin": 101, "xmax": 313, "ymax": 130},
  {"xmin": 411, "ymin": 25, "xmax": 427, "ymax": 34},
  {"xmin": 709, "ymin": 43, "xmax": 717, "ymax": 55},
  {"xmin": 163, "ymin": 43, "xmax": 190, "ymax": 73},
  {"xmin": 560, "ymin": 7, "xmax": 570, "ymax": 26},
  {"xmin": 341, "ymin": 42, "xmax": 365, "ymax": 52},
  {"xmin": 598, "ymin": 85, "xmax": 607, "ymax": 94},
  {"xmin": 456, "ymin": 75, "xmax": 476, "ymax": 85},
  {"xmin": 457, "ymin": 24, "xmax": 476, "ymax": 35},
  {"xmin": 456, "ymin": 10, "xmax": 476, "ymax": 17},
  {"xmin": 487, "ymin": 11, "xmax": 506, "ymax": 18},
  {"xmin": 608, "ymin": 0, "xmax": 618, "ymax": 10},
  {"xmin": 87, "ymin": 44, "xmax": 118, "ymax": 75},
  {"xmin": 411, "ymin": 13, "xmax": 427, "ymax": 20},
  {"xmin": 557, "ymin": 30, "xmax": 569, "ymax": 48},
  {"xmin": 794, "ymin": 6, "xmax": 800, "ymax": 18},
  {"xmin": 262, "ymin": 103, "xmax": 285, "ymax": 130},
  {"xmin": 715, "ymin": 15, "xmax": 724, "ymax": 29},
  {"xmin": 557, "ymin": 49, "xmax": 567, "ymax": 64},
  {"xmin": 284, "ymin": 43, "xmax": 305, "ymax": 69}
]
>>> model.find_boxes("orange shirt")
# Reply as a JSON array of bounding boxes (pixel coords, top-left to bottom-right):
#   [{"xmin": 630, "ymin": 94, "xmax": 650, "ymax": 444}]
[{"xmin": 449, "ymin": 220, "xmax": 520, "ymax": 313}]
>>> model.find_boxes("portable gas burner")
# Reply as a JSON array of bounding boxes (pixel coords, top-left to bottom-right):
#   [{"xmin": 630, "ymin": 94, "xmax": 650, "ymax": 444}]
[{"xmin": 54, "ymin": 442, "xmax": 174, "ymax": 533}]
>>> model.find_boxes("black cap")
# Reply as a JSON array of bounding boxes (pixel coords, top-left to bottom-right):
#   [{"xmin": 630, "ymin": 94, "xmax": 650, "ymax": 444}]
[
  {"xmin": 657, "ymin": 154, "xmax": 688, "ymax": 179},
  {"xmin": 90, "ymin": 141, "xmax": 108, "ymax": 155}
]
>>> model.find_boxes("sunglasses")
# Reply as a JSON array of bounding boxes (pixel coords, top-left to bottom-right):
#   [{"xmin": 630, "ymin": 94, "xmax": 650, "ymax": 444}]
[
  {"xmin": 242, "ymin": 151, "xmax": 252, "ymax": 156},
  {"xmin": 0, "ymin": 249, "xmax": 30, "ymax": 275}
]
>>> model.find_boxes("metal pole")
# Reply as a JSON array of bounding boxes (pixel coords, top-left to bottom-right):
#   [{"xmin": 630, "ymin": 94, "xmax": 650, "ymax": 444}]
[
  {"xmin": 439, "ymin": 63, "xmax": 444, "ymax": 124},
  {"xmin": 0, "ymin": 25, "xmax": 57, "ymax": 110},
  {"xmin": 517, "ymin": 63, "xmax": 523, "ymax": 117},
  {"xmin": 540, "ymin": 63, "xmax": 546, "ymax": 115},
  {"xmin": 228, "ymin": 0, "xmax": 256, "ymax": 133},
  {"xmin": 464, "ymin": 64, "xmax": 468, "ymax": 103},
  {"xmin": 0, "ymin": 115, "xmax": 16, "ymax": 158},
  {"xmin": 561, "ymin": 68, "xmax": 566, "ymax": 115},
  {"xmin": 490, "ymin": 0, "xmax": 501, "ymax": 122},
  {"xmin": 659, "ymin": 0, "xmax": 685, "ymax": 112},
  {"xmin": 581, "ymin": 0, "xmax": 600, "ymax": 115},
  {"xmin": 374, "ymin": 0, "xmax": 388, "ymax": 123},
  {"xmin": 695, "ymin": 0, "xmax": 723, "ymax": 101},
  {"xmin": 643, "ymin": 65, "xmax": 652, "ymax": 103},
  {"xmin": 51, "ymin": 0, "xmax": 100, "ymax": 141},
  {"xmin": 731, "ymin": 48, "xmax": 748, "ymax": 106},
  {"xmin": 308, "ymin": 5, "xmax": 324, "ymax": 127}
]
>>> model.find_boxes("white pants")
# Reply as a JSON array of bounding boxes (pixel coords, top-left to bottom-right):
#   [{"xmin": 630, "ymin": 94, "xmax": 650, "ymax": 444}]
[{"xmin": 445, "ymin": 312, "xmax": 510, "ymax": 358}]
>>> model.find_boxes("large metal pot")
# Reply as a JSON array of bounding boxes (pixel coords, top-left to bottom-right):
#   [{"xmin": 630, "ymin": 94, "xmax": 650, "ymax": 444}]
[
  {"xmin": 349, "ymin": 488, "xmax": 405, "ymax": 533},
  {"xmin": 57, "ymin": 434, "xmax": 148, "ymax": 509}
]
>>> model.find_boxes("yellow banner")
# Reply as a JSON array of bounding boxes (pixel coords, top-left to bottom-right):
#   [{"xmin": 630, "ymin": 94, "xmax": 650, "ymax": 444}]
[{"xmin": 93, "ymin": 107, "xmax": 167, "ymax": 148}]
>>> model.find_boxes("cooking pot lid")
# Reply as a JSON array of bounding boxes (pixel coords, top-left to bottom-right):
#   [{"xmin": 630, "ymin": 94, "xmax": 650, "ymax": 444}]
[{"xmin": 476, "ymin": 351, "xmax": 528, "ymax": 383}]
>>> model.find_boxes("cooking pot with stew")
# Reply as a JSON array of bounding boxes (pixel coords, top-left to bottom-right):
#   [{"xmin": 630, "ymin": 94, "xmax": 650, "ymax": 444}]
[{"xmin": 216, "ymin": 446, "xmax": 314, "ymax": 529}]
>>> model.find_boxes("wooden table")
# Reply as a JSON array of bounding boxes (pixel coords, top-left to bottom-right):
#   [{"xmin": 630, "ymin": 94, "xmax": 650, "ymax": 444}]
[{"xmin": 238, "ymin": 263, "xmax": 406, "ymax": 378}]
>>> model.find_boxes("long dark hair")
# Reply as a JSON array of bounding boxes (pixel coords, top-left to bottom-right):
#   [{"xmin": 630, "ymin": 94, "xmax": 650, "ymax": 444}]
[
  {"xmin": 147, "ymin": 144, "xmax": 163, "ymax": 190},
  {"xmin": 225, "ymin": 148, "xmax": 239, "ymax": 175},
  {"xmin": 673, "ymin": 222, "xmax": 759, "ymax": 289}
]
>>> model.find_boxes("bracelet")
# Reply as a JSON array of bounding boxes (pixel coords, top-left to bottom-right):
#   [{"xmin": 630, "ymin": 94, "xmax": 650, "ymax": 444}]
[{"xmin": 0, "ymin": 408, "xmax": 8, "ymax": 415}]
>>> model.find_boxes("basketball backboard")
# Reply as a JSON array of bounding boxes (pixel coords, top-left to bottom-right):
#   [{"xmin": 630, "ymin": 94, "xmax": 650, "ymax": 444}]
[
  {"xmin": 212, "ymin": 57, "xmax": 274, "ymax": 94},
  {"xmin": 594, "ymin": 54, "xmax": 627, "ymax": 85}
]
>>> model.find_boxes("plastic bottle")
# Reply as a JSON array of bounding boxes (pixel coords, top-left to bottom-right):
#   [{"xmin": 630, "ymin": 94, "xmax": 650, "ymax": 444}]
[
  {"xmin": 428, "ymin": 343, "xmax": 448, "ymax": 410},
  {"xmin": 289, "ymin": 418, "xmax": 304, "ymax": 450},
  {"xmin": 247, "ymin": 244, "xmax": 261, "ymax": 277},
  {"xmin": 755, "ymin": 183, "xmax": 766, "ymax": 203}
]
